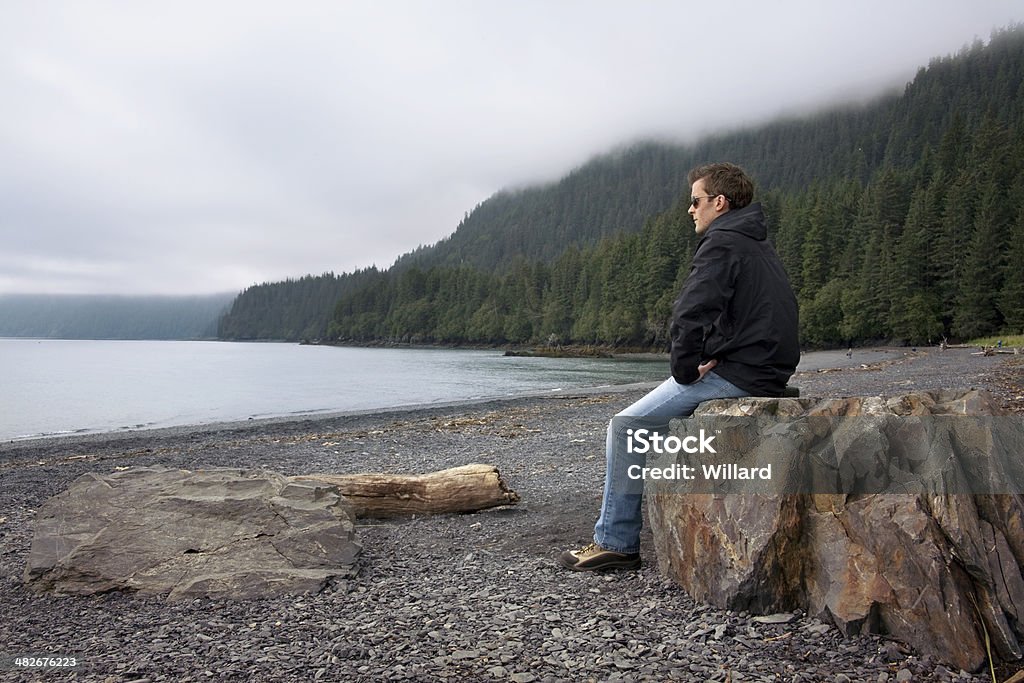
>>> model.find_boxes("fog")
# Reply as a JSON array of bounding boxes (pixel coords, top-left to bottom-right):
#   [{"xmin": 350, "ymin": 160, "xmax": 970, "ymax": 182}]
[{"xmin": 1, "ymin": 1, "xmax": 1020, "ymax": 294}]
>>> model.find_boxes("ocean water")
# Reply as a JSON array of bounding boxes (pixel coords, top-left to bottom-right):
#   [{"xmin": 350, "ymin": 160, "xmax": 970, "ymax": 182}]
[{"xmin": 0, "ymin": 339, "xmax": 669, "ymax": 441}]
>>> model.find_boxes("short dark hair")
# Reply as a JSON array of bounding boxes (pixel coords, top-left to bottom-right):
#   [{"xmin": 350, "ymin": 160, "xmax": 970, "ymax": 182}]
[{"xmin": 687, "ymin": 162, "xmax": 754, "ymax": 209}]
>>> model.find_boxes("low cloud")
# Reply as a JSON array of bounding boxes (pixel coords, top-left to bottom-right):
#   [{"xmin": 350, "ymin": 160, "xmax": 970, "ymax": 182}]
[{"xmin": 1, "ymin": 0, "xmax": 1019, "ymax": 294}]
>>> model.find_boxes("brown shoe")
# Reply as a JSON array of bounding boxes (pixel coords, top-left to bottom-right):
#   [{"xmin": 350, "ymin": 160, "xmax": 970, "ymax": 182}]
[{"xmin": 559, "ymin": 542, "xmax": 641, "ymax": 571}]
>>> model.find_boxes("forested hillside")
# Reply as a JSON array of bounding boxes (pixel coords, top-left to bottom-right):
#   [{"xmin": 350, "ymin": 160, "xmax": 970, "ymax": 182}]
[
  {"xmin": 390, "ymin": 106, "xmax": 892, "ymax": 274},
  {"xmin": 222, "ymin": 26, "xmax": 1024, "ymax": 347},
  {"xmin": 0, "ymin": 293, "xmax": 234, "ymax": 339}
]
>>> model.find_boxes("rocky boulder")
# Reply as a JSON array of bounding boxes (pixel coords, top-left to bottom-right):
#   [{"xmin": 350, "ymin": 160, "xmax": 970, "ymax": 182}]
[
  {"xmin": 24, "ymin": 467, "xmax": 361, "ymax": 601},
  {"xmin": 645, "ymin": 389, "xmax": 1024, "ymax": 672}
]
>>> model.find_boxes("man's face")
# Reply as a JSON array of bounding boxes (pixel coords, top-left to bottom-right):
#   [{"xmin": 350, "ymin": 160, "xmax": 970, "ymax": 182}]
[{"xmin": 688, "ymin": 178, "xmax": 726, "ymax": 235}]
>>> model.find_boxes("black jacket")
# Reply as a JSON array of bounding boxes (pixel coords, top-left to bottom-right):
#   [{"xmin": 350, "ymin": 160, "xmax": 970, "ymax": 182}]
[{"xmin": 669, "ymin": 202, "xmax": 799, "ymax": 396}]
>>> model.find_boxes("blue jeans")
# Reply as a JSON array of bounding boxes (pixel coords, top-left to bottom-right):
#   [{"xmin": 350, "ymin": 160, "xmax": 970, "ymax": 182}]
[{"xmin": 593, "ymin": 372, "xmax": 750, "ymax": 553}]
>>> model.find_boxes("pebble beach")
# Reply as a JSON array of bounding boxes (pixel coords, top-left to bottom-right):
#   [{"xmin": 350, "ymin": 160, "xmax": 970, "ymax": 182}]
[{"xmin": 1, "ymin": 347, "xmax": 1022, "ymax": 682}]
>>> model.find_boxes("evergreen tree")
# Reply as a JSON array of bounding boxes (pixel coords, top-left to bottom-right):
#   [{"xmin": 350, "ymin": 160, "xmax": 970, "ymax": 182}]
[
  {"xmin": 889, "ymin": 183, "xmax": 943, "ymax": 343},
  {"xmin": 1000, "ymin": 200, "xmax": 1024, "ymax": 333},
  {"xmin": 952, "ymin": 118, "xmax": 1015, "ymax": 339}
]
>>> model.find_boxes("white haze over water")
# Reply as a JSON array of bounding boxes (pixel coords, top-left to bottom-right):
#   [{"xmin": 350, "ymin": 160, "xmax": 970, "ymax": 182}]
[{"xmin": 1, "ymin": 1, "xmax": 1021, "ymax": 295}]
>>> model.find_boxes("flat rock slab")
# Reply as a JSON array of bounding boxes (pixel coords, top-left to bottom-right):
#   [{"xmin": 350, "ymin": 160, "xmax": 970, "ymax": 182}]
[{"xmin": 24, "ymin": 467, "xmax": 361, "ymax": 601}]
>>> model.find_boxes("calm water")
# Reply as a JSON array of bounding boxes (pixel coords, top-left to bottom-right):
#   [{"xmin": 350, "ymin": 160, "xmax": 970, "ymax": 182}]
[{"xmin": 0, "ymin": 339, "xmax": 669, "ymax": 441}]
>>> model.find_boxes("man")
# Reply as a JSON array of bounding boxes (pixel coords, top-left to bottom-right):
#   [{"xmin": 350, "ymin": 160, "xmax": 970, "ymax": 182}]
[{"xmin": 559, "ymin": 162, "xmax": 799, "ymax": 571}]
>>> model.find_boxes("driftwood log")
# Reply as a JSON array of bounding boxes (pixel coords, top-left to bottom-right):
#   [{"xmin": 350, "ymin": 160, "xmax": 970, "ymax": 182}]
[{"xmin": 291, "ymin": 463, "xmax": 520, "ymax": 518}]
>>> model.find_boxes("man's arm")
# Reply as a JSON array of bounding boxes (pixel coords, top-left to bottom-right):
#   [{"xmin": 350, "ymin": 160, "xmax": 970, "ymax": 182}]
[{"xmin": 669, "ymin": 241, "xmax": 734, "ymax": 384}]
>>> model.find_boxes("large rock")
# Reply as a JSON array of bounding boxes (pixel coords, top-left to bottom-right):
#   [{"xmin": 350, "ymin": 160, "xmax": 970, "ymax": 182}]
[
  {"xmin": 646, "ymin": 389, "xmax": 1024, "ymax": 672},
  {"xmin": 24, "ymin": 467, "xmax": 361, "ymax": 601}
]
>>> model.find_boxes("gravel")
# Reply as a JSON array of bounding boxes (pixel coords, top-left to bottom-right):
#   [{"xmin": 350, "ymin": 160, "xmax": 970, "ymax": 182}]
[{"xmin": 0, "ymin": 347, "xmax": 1021, "ymax": 682}]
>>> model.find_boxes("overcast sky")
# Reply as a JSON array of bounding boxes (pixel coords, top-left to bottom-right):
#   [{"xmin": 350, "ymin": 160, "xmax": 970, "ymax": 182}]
[{"xmin": 1, "ymin": 1, "xmax": 1021, "ymax": 296}]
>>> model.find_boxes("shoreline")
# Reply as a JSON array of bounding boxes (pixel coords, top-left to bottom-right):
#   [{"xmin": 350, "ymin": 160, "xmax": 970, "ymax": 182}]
[
  {"xmin": 0, "ymin": 380, "xmax": 663, "ymax": 451},
  {"xmin": 2, "ymin": 346, "xmax": 932, "ymax": 449}
]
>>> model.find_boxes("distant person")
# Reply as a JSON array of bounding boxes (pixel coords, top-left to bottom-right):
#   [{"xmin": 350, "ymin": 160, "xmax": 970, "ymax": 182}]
[{"xmin": 560, "ymin": 162, "xmax": 799, "ymax": 571}]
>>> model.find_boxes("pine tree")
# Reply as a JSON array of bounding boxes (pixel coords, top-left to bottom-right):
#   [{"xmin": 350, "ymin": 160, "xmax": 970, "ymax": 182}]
[
  {"xmin": 952, "ymin": 119, "xmax": 1015, "ymax": 339},
  {"xmin": 889, "ymin": 183, "xmax": 943, "ymax": 343}
]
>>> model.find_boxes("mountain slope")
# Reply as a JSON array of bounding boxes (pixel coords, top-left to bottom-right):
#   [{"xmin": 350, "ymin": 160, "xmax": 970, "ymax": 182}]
[{"xmin": 223, "ymin": 25, "xmax": 1024, "ymax": 345}]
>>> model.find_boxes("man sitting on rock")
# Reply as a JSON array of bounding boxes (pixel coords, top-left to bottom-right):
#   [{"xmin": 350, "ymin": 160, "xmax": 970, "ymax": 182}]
[{"xmin": 560, "ymin": 162, "xmax": 800, "ymax": 571}]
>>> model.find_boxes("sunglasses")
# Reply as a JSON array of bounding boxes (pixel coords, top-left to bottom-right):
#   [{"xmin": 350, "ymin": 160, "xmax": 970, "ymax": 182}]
[{"xmin": 689, "ymin": 194, "xmax": 718, "ymax": 208}]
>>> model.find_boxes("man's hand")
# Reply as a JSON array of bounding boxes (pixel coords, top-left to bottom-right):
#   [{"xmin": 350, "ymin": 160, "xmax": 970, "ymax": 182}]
[{"xmin": 697, "ymin": 359, "xmax": 718, "ymax": 381}]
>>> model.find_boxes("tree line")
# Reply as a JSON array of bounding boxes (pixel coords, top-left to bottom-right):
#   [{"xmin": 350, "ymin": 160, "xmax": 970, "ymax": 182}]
[{"xmin": 221, "ymin": 26, "xmax": 1024, "ymax": 347}]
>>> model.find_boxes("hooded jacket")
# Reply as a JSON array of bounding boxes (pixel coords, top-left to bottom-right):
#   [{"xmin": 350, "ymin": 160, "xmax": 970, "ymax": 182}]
[{"xmin": 669, "ymin": 201, "xmax": 799, "ymax": 396}]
